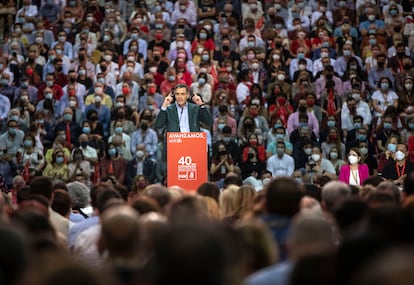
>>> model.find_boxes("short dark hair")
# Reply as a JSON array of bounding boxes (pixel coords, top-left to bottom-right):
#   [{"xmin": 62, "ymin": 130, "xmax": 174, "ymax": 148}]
[
  {"xmin": 266, "ymin": 177, "xmax": 303, "ymax": 216},
  {"xmin": 30, "ymin": 177, "xmax": 53, "ymax": 201},
  {"xmin": 403, "ymin": 172, "xmax": 414, "ymax": 197}
]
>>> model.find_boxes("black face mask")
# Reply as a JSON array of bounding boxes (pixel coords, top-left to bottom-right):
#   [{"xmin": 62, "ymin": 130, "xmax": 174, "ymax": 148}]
[
  {"xmin": 298, "ymin": 106, "xmax": 307, "ymax": 113},
  {"xmin": 275, "ymin": 42, "xmax": 282, "ymax": 48},
  {"xmin": 397, "ymin": 51, "xmax": 405, "ymax": 58},
  {"xmin": 222, "ymin": 45, "xmax": 230, "ymax": 51},
  {"xmin": 153, "ymin": 55, "xmax": 160, "ymax": 61},
  {"xmin": 377, "ymin": 61, "xmax": 385, "ymax": 68},
  {"xmin": 100, "ymin": 65, "xmax": 107, "ymax": 72},
  {"xmin": 80, "ymin": 141, "xmax": 88, "ymax": 148},
  {"xmin": 89, "ymin": 116, "xmax": 98, "ymax": 121},
  {"xmin": 56, "ymin": 66, "xmax": 63, "ymax": 72},
  {"xmin": 141, "ymin": 124, "xmax": 148, "ymax": 131},
  {"xmin": 248, "ymin": 153, "xmax": 254, "ymax": 159},
  {"xmin": 219, "ymin": 150, "xmax": 227, "ymax": 156},
  {"xmin": 404, "ymin": 64, "xmax": 412, "ymax": 70},
  {"xmin": 78, "ymin": 55, "xmax": 85, "ymax": 61},
  {"xmin": 28, "ymin": 58, "xmax": 35, "ymax": 63},
  {"xmin": 325, "ymin": 73, "xmax": 333, "ymax": 80},
  {"xmin": 69, "ymin": 77, "xmax": 76, "ymax": 83}
]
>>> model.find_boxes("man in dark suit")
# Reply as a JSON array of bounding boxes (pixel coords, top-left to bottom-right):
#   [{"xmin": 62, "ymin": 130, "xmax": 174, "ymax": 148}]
[{"xmin": 154, "ymin": 83, "xmax": 213, "ymax": 132}]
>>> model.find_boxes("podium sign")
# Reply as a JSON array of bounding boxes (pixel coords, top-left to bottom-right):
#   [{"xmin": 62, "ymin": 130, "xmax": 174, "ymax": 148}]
[{"xmin": 167, "ymin": 132, "xmax": 208, "ymax": 191}]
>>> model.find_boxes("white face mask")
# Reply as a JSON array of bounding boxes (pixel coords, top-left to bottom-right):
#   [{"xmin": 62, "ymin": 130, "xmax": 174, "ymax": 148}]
[
  {"xmin": 395, "ymin": 150, "xmax": 405, "ymax": 161},
  {"xmin": 348, "ymin": 154, "xmax": 358, "ymax": 164},
  {"xmin": 311, "ymin": 154, "xmax": 320, "ymax": 161},
  {"xmin": 262, "ymin": 177, "xmax": 271, "ymax": 186}
]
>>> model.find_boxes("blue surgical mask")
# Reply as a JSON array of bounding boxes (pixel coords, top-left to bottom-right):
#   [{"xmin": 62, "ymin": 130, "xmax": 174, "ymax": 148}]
[
  {"xmin": 353, "ymin": 122, "xmax": 361, "ymax": 129},
  {"xmin": 327, "ymin": 120, "xmax": 335, "ymax": 128},
  {"xmin": 369, "ymin": 38, "xmax": 377, "ymax": 45},
  {"xmin": 24, "ymin": 140, "xmax": 33, "ymax": 147},
  {"xmin": 82, "ymin": 127, "xmax": 91, "ymax": 134},
  {"xmin": 299, "ymin": 122, "xmax": 307, "ymax": 128},
  {"xmin": 201, "ymin": 54, "xmax": 209, "ymax": 61},
  {"xmin": 8, "ymin": 127, "xmax": 17, "ymax": 135},
  {"xmin": 383, "ymin": 122, "xmax": 392, "ymax": 130},
  {"xmin": 381, "ymin": 82, "xmax": 389, "ymax": 90},
  {"xmin": 115, "ymin": 127, "xmax": 123, "ymax": 134},
  {"xmin": 218, "ymin": 123, "xmax": 225, "ymax": 130},
  {"xmin": 108, "ymin": 148, "xmax": 116, "ymax": 156},
  {"xmin": 275, "ymin": 134, "xmax": 284, "ymax": 140},
  {"xmin": 357, "ymin": 134, "xmax": 367, "ymax": 141},
  {"xmin": 409, "ymin": 122, "xmax": 414, "ymax": 130},
  {"xmin": 387, "ymin": 143, "xmax": 397, "ymax": 153},
  {"xmin": 223, "ymin": 137, "xmax": 231, "ymax": 143},
  {"xmin": 198, "ymin": 78, "xmax": 206, "ymax": 85},
  {"xmin": 274, "ymin": 123, "xmax": 282, "ymax": 129},
  {"xmin": 56, "ymin": 156, "xmax": 64, "ymax": 164},
  {"xmin": 276, "ymin": 148, "xmax": 285, "ymax": 155}
]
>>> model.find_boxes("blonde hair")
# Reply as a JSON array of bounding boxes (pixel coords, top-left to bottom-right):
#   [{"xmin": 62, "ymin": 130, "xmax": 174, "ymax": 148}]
[
  {"xmin": 220, "ymin": 185, "xmax": 255, "ymax": 219},
  {"xmin": 200, "ymin": 196, "xmax": 221, "ymax": 220}
]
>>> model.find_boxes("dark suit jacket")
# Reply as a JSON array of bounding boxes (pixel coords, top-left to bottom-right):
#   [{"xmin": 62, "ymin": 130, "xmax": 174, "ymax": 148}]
[
  {"xmin": 125, "ymin": 157, "xmax": 156, "ymax": 189},
  {"xmin": 154, "ymin": 102, "xmax": 213, "ymax": 132}
]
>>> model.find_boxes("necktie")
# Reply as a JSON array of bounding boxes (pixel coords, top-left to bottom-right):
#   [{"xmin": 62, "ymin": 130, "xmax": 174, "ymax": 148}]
[{"xmin": 65, "ymin": 123, "xmax": 71, "ymax": 147}]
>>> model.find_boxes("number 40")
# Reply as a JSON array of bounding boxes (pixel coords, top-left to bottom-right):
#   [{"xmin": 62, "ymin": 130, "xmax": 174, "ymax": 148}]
[{"xmin": 178, "ymin": 156, "xmax": 192, "ymax": 165}]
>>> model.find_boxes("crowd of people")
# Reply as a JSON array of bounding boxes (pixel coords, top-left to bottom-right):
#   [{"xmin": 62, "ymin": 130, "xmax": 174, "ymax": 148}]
[
  {"xmin": 1, "ymin": 0, "xmax": 414, "ymax": 284},
  {"xmin": 1, "ymin": 0, "xmax": 414, "ymax": 191}
]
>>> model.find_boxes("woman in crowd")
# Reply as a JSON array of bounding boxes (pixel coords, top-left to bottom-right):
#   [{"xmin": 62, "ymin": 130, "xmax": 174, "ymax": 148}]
[{"xmin": 338, "ymin": 148, "xmax": 369, "ymax": 186}]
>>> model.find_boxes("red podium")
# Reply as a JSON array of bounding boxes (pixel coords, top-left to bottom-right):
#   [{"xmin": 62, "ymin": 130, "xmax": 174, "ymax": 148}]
[{"xmin": 167, "ymin": 132, "xmax": 208, "ymax": 191}]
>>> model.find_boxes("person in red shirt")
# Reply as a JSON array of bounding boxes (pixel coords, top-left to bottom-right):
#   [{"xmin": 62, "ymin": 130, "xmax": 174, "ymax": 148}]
[
  {"xmin": 159, "ymin": 67, "xmax": 186, "ymax": 96},
  {"xmin": 37, "ymin": 73, "xmax": 64, "ymax": 102}
]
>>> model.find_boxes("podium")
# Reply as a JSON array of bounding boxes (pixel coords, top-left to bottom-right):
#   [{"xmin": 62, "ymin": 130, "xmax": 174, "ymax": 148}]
[{"xmin": 167, "ymin": 132, "xmax": 208, "ymax": 191}]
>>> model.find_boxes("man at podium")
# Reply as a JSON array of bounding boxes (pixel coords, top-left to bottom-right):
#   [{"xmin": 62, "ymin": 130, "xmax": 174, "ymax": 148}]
[{"xmin": 155, "ymin": 83, "xmax": 213, "ymax": 132}]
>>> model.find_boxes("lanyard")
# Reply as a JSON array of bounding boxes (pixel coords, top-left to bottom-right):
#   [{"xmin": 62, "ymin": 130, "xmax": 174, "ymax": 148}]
[
  {"xmin": 351, "ymin": 169, "xmax": 360, "ymax": 185},
  {"xmin": 396, "ymin": 162, "xmax": 406, "ymax": 178}
]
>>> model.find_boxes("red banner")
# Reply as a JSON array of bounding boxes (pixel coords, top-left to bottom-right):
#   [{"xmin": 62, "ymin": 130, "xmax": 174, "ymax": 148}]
[{"xmin": 167, "ymin": 132, "xmax": 208, "ymax": 191}]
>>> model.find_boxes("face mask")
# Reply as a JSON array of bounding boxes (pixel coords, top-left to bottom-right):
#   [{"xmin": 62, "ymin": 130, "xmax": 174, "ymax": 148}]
[
  {"xmin": 247, "ymin": 41, "xmax": 255, "ymax": 48},
  {"xmin": 177, "ymin": 41, "xmax": 184, "ymax": 48},
  {"xmin": 168, "ymin": 75, "xmax": 175, "ymax": 81},
  {"xmin": 299, "ymin": 122, "xmax": 307, "ymax": 128},
  {"xmin": 304, "ymin": 147, "xmax": 312, "ymax": 155},
  {"xmin": 343, "ymin": 50, "xmax": 351, "ymax": 57},
  {"xmin": 131, "ymin": 33, "xmax": 138, "ymax": 40},
  {"xmin": 297, "ymin": 53, "xmax": 304, "ymax": 60},
  {"xmin": 8, "ymin": 127, "xmax": 17, "ymax": 135},
  {"xmin": 360, "ymin": 147, "xmax": 368, "ymax": 155},
  {"xmin": 387, "ymin": 143, "xmax": 397, "ymax": 153},
  {"xmin": 357, "ymin": 134, "xmax": 367, "ymax": 141},
  {"xmin": 24, "ymin": 140, "xmax": 33, "ymax": 148},
  {"xmin": 198, "ymin": 78, "xmax": 206, "ymax": 85},
  {"xmin": 94, "ymin": 96, "xmax": 102, "ymax": 103},
  {"xmin": 108, "ymin": 148, "xmax": 116, "ymax": 156},
  {"xmin": 262, "ymin": 177, "xmax": 271, "ymax": 186},
  {"xmin": 115, "ymin": 127, "xmax": 123, "ymax": 134},
  {"xmin": 79, "ymin": 70, "xmax": 86, "ymax": 76},
  {"xmin": 122, "ymin": 87, "xmax": 129, "ymax": 94},
  {"xmin": 409, "ymin": 123, "xmax": 414, "ymax": 129},
  {"xmin": 63, "ymin": 113, "xmax": 72, "ymax": 121},
  {"xmin": 45, "ymin": 92, "xmax": 53, "ymax": 100},
  {"xmin": 46, "ymin": 80, "xmax": 54, "ymax": 87},
  {"xmin": 75, "ymin": 154, "xmax": 83, "ymax": 160},
  {"xmin": 275, "ymin": 134, "xmax": 284, "ymax": 141},
  {"xmin": 311, "ymin": 154, "xmax": 320, "ymax": 161},
  {"xmin": 299, "ymin": 64, "xmax": 306, "ymax": 70},
  {"xmin": 223, "ymin": 137, "xmax": 231, "ymax": 143},
  {"xmin": 277, "ymin": 74, "xmax": 285, "ymax": 81},
  {"xmin": 0, "ymin": 79, "xmax": 8, "ymax": 85},
  {"xmin": 369, "ymin": 38, "xmax": 377, "ymax": 45},
  {"xmin": 405, "ymin": 83, "xmax": 413, "ymax": 90},
  {"xmin": 275, "ymin": 23, "xmax": 282, "ymax": 29},
  {"xmin": 327, "ymin": 120, "xmax": 335, "ymax": 128},
  {"xmin": 368, "ymin": 15, "xmax": 375, "ymax": 21},
  {"xmin": 381, "ymin": 82, "xmax": 389, "ymax": 90},
  {"xmin": 103, "ymin": 35, "xmax": 110, "ymax": 41},
  {"xmin": 98, "ymin": 78, "xmax": 105, "ymax": 84},
  {"xmin": 276, "ymin": 148, "xmax": 285, "ymax": 156},
  {"xmin": 218, "ymin": 123, "xmax": 225, "ymax": 130},
  {"xmin": 199, "ymin": 32, "xmax": 207, "ymax": 39},
  {"xmin": 80, "ymin": 141, "xmax": 88, "ymax": 148},
  {"xmin": 136, "ymin": 150, "xmax": 144, "ymax": 158},
  {"xmin": 348, "ymin": 154, "xmax": 358, "ymax": 164},
  {"xmin": 352, "ymin": 93, "xmax": 360, "ymax": 101},
  {"xmin": 395, "ymin": 150, "xmax": 405, "ymax": 161},
  {"xmin": 104, "ymin": 55, "xmax": 112, "ymax": 62},
  {"xmin": 330, "ymin": 152, "xmax": 338, "ymax": 159},
  {"xmin": 69, "ymin": 100, "xmax": 77, "ymax": 107},
  {"xmin": 82, "ymin": 127, "xmax": 90, "ymax": 134},
  {"xmin": 383, "ymin": 122, "xmax": 392, "ymax": 130},
  {"xmin": 56, "ymin": 156, "xmax": 64, "ymax": 164},
  {"xmin": 251, "ymin": 63, "xmax": 259, "ymax": 70}
]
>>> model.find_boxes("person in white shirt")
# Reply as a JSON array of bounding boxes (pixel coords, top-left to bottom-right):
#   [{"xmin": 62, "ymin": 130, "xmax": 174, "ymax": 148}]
[
  {"xmin": 341, "ymin": 91, "xmax": 372, "ymax": 135},
  {"xmin": 266, "ymin": 141, "xmax": 295, "ymax": 177}
]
